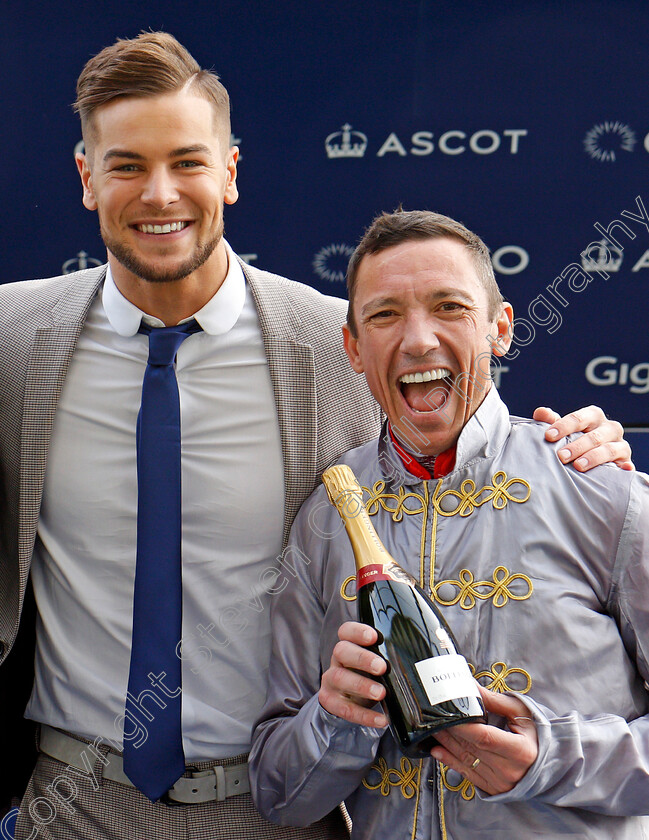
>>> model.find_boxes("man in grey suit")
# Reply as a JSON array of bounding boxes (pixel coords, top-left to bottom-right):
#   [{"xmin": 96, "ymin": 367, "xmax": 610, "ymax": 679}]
[{"xmin": 0, "ymin": 31, "xmax": 631, "ymax": 840}]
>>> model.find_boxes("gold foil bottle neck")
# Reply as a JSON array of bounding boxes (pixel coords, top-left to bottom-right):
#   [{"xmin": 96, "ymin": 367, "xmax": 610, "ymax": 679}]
[
  {"xmin": 322, "ymin": 465, "xmax": 365, "ymax": 520},
  {"xmin": 322, "ymin": 464, "xmax": 392, "ymax": 569}
]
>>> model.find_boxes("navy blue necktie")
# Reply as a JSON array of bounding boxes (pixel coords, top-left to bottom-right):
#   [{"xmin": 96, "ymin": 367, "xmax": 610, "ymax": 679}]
[{"xmin": 123, "ymin": 319, "xmax": 201, "ymax": 801}]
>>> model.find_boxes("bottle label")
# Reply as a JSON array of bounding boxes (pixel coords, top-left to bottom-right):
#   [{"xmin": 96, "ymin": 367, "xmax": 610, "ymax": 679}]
[
  {"xmin": 414, "ymin": 654, "xmax": 479, "ymax": 706},
  {"xmin": 357, "ymin": 564, "xmax": 393, "ymax": 589}
]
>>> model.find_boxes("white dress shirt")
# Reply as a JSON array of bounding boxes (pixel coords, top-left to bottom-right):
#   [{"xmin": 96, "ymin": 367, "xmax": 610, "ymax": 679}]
[{"xmin": 26, "ymin": 243, "xmax": 286, "ymax": 759}]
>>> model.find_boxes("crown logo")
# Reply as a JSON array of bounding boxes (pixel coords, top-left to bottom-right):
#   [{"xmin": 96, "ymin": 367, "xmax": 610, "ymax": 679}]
[
  {"xmin": 62, "ymin": 250, "xmax": 103, "ymax": 274},
  {"xmin": 581, "ymin": 240, "xmax": 623, "ymax": 273},
  {"xmin": 325, "ymin": 124, "xmax": 368, "ymax": 159}
]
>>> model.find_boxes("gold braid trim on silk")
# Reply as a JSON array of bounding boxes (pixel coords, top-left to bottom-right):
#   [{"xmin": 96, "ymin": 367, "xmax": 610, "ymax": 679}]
[
  {"xmin": 432, "ymin": 471, "xmax": 531, "ymax": 518},
  {"xmin": 433, "ymin": 566, "xmax": 533, "ymax": 610},
  {"xmin": 362, "ymin": 756, "xmax": 420, "ymax": 799},
  {"xmin": 364, "ymin": 480, "xmax": 426, "ymax": 520},
  {"xmin": 339, "ymin": 475, "xmax": 532, "ymax": 605},
  {"xmin": 362, "ymin": 756, "xmax": 423, "ymax": 840},
  {"xmin": 473, "ymin": 660, "xmax": 533, "ymax": 695}
]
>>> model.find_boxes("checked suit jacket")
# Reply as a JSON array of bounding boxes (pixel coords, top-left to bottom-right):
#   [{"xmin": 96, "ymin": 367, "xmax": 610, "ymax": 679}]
[{"xmin": 0, "ymin": 260, "xmax": 382, "ymax": 810}]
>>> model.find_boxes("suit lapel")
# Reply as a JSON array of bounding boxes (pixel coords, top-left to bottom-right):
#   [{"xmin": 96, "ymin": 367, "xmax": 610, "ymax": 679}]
[
  {"xmin": 19, "ymin": 268, "xmax": 105, "ymax": 571},
  {"xmin": 243, "ymin": 265, "xmax": 317, "ymax": 546}
]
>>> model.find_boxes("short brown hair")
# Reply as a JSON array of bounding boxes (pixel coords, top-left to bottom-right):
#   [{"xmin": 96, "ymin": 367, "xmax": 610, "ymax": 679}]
[
  {"xmin": 74, "ymin": 31, "xmax": 231, "ymax": 143},
  {"xmin": 346, "ymin": 209, "xmax": 504, "ymax": 336}
]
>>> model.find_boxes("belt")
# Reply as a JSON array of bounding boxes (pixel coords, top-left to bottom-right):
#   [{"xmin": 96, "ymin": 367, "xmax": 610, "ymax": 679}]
[{"xmin": 39, "ymin": 725, "xmax": 250, "ymax": 805}]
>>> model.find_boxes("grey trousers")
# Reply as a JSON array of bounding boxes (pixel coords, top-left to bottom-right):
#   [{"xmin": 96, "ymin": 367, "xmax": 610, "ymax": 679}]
[{"xmin": 15, "ymin": 752, "xmax": 349, "ymax": 840}]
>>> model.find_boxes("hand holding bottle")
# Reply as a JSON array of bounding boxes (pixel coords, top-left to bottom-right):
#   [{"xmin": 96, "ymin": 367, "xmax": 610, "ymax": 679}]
[
  {"xmin": 430, "ymin": 684, "xmax": 539, "ymax": 795},
  {"xmin": 318, "ymin": 620, "xmax": 389, "ymax": 729},
  {"xmin": 320, "ymin": 625, "xmax": 539, "ymax": 794}
]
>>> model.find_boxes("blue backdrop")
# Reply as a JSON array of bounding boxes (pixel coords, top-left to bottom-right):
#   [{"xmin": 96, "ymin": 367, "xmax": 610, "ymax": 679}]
[{"xmin": 2, "ymin": 0, "xmax": 647, "ymax": 466}]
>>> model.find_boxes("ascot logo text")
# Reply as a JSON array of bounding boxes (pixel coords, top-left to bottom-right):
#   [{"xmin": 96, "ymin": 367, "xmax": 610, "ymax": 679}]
[{"xmin": 325, "ymin": 125, "xmax": 528, "ymax": 158}]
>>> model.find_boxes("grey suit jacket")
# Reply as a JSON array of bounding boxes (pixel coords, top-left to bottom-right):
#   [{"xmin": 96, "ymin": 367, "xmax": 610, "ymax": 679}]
[{"xmin": 0, "ymin": 260, "xmax": 381, "ymax": 803}]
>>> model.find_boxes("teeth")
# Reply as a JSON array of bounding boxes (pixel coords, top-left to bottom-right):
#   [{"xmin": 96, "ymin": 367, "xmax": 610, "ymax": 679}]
[
  {"xmin": 137, "ymin": 222, "xmax": 187, "ymax": 234},
  {"xmin": 399, "ymin": 368, "xmax": 452, "ymax": 384}
]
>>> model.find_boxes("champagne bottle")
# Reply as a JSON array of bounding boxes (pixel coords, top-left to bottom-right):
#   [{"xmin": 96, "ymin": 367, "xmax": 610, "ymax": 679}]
[{"xmin": 322, "ymin": 464, "xmax": 485, "ymax": 757}]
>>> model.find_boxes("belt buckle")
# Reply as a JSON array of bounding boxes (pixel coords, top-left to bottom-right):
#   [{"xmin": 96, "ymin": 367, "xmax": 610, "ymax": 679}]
[
  {"xmin": 160, "ymin": 765, "xmax": 226, "ymax": 807},
  {"xmin": 160, "ymin": 789, "xmax": 188, "ymax": 808}
]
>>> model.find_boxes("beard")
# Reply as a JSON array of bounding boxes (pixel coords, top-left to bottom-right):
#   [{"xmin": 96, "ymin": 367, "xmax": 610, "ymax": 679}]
[{"xmin": 100, "ymin": 218, "xmax": 224, "ymax": 284}]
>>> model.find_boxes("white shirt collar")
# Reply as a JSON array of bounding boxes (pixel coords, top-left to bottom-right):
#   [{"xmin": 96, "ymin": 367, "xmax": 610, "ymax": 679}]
[{"xmin": 102, "ymin": 240, "xmax": 246, "ymax": 336}]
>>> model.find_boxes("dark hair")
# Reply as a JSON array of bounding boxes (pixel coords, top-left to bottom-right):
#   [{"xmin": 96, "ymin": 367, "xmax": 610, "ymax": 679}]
[
  {"xmin": 346, "ymin": 209, "xmax": 503, "ymax": 335},
  {"xmin": 74, "ymin": 32, "xmax": 230, "ymax": 141}
]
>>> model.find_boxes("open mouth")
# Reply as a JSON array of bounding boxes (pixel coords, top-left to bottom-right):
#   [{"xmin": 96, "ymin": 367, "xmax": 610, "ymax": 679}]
[{"xmin": 399, "ymin": 368, "xmax": 452, "ymax": 412}]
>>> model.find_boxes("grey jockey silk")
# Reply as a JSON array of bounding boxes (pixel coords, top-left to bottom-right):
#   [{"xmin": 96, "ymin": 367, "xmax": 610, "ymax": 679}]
[{"xmin": 250, "ymin": 387, "xmax": 649, "ymax": 840}]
